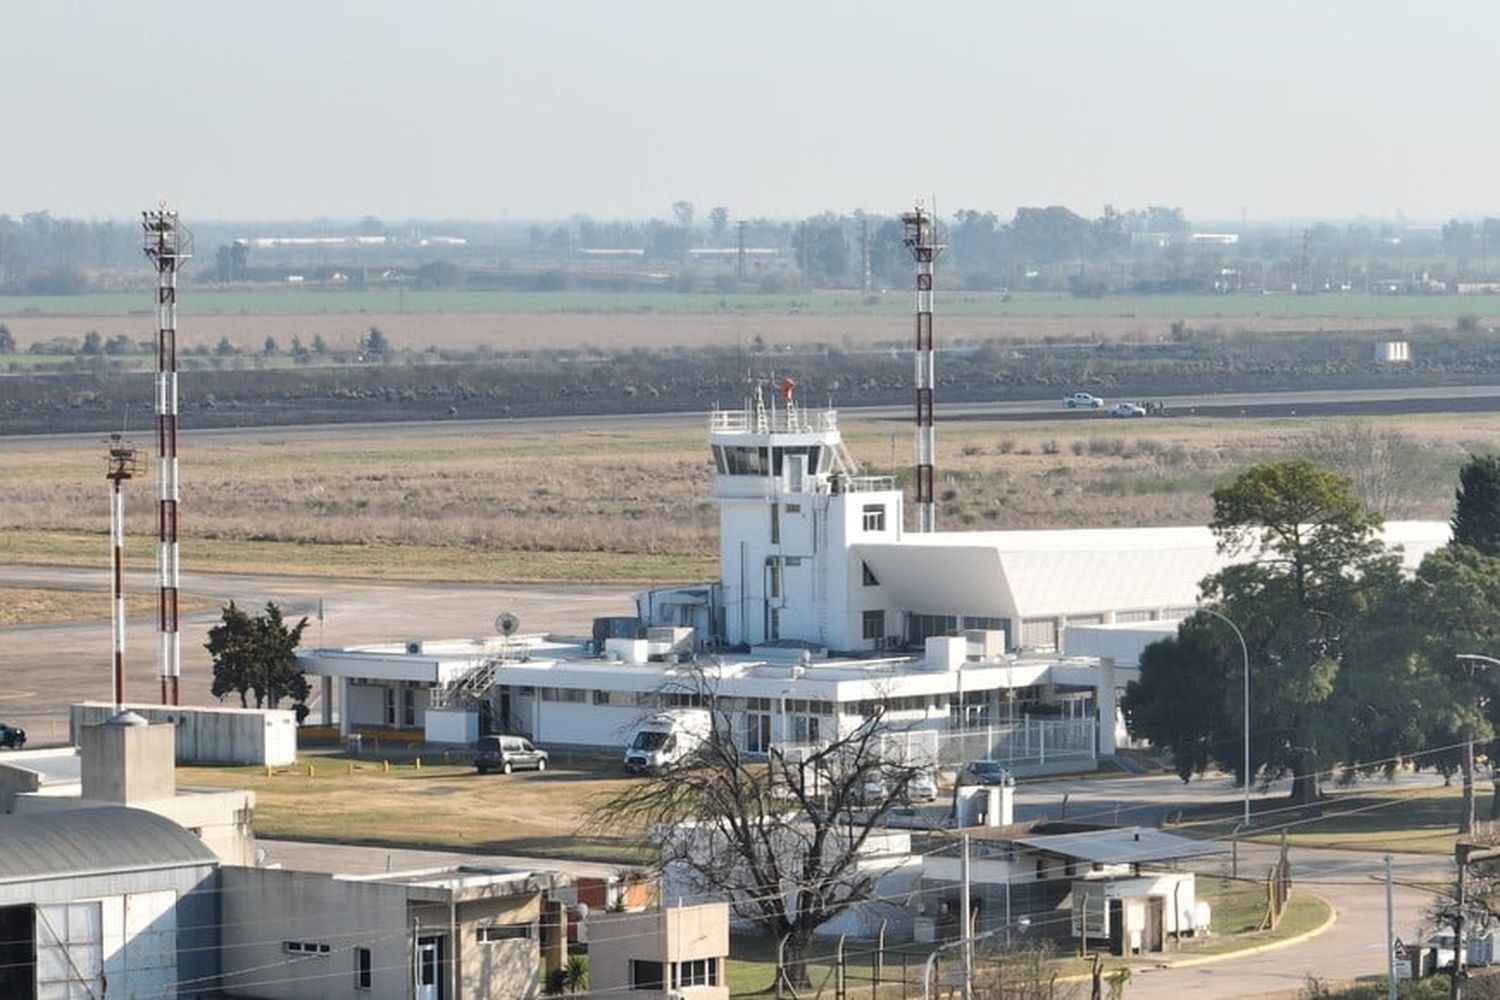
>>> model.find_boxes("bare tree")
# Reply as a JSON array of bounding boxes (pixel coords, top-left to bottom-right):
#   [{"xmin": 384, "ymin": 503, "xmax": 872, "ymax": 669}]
[
  {"xmin": 587, "ymin": 666, "xmax": 928, "ymax": 989},
  {"xmin": 1301, "ymin": 421, "xmax": 1428, "ymax": 518}
]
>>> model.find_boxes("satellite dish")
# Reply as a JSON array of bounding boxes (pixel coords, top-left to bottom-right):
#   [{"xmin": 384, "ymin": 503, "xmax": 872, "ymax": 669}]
[{"xmin": 495, "ymin": 612, "xmax": 520, "ymax": 637}]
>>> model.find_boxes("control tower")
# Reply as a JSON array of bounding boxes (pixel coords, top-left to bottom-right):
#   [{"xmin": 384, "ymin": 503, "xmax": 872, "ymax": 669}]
[{"xmin": 709, "ymin": 381, "xmax": 904, "ymax": 650}]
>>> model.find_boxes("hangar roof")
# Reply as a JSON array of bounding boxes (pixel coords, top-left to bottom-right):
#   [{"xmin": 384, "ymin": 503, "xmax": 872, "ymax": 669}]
[
  {"xmin": 857, "ymin": 521, "xmax": 1448, "ymax": 621},
  {"xmin": 0, "ymin": 806, "xmax": 217, "ymax": 884}
]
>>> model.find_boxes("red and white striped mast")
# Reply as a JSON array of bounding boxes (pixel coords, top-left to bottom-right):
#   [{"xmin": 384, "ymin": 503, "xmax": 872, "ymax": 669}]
[
  {"xmin": 105, "ymin": 435, "xmax": 138, "ymax": 711},
  {"xmin": 902, "ymin": 203, "xmax": 943, "ymax": 533},
  {"xmin": 142, "ymin": 207, "xmax": 191, "ymax": 705}
]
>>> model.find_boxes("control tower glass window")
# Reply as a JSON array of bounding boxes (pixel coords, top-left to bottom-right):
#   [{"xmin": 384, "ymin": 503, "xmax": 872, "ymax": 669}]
[
  {"xmin": 722, "ymin": 446, "xmax": 770, "ymax": 476},
  {"xmin": 862, "ymin": 504, "xmax": 887, "ymax": 532}
]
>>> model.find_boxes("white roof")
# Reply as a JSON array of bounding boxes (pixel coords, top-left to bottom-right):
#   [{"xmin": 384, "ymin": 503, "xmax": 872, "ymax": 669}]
[{"xmin": 859, "ymin": 521, "xmax": 1449, "ymax": 622}]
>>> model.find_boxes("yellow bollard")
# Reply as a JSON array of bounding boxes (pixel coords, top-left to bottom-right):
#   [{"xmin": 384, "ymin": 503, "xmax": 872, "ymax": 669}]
[
  {"xmin": 346, "ymin": 762, "xmax": 353, "ymax": 775},
  {"xmin": 382, "ymin": 759, "xmax": 390, "ymax": 773},
  {"xmin": 307, "ymin": 763, "xmax": 315, "ymax": 778},
  {"xmin": 265, "ymin": 766, "xmax": 273, "ymax": 779},
  {"xmin": 414, "ymin": 757, "xmax": 422, "ymax": 771}
]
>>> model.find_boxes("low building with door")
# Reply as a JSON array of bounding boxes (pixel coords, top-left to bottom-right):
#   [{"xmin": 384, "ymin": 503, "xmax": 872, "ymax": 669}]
[
  {"xmin": 587, "ymin": 901, "xmax": 730, "ymax": 999},
  {"xmin": 217, "ymin": 864, "xmax": 564, "ymax": 1000}
]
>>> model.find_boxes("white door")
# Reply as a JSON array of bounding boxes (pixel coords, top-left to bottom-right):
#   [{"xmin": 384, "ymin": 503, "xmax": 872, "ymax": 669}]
[{"xmin": 415, "ymin": 937, "xmax": 442, "ymax": 1000}]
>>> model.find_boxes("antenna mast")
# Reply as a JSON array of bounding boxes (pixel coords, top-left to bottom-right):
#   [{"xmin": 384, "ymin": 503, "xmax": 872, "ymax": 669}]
[
  {"xmin": 902, "ymin": 203, "xmax": 943, "ymax": 533},
  {"xmin": 105, "ymin": 434, "xmax": 139, "ymax": 712},
  {"xmin": 142, "ymin": 207, "xmax": 192, "ymax": 705}
]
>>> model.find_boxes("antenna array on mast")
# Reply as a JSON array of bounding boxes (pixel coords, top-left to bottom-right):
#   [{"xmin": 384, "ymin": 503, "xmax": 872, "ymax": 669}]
[
  {"xmin": 902, "ymin": 203, "xmax": 943, "ymax": 533},
  {"xmin": 142, "ymin": 207, "xmax": 192, "ymax": 705}
]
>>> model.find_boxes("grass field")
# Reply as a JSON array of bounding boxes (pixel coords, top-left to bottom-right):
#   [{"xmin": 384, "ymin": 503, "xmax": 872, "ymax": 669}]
[
  {"xmin": 4, "ymin": 289, "xmax": 1498, "ymax": 321},
  {"xmin": 1178, "ymin": 781, "xmax": 1490, "ymax": 855},
  {"xmin": 0, "ymin": 586, "xmax": 213, "ymax": 627},
  {"xmin": 178, "ymin": 756, "xmax": 647, "ymax": 863},
  {"xmin": 0, "ymin": 412, "xmax": 1486, "ymax": 598}
]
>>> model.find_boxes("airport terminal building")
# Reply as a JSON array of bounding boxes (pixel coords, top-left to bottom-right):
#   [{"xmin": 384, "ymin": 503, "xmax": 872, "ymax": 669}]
[{"xmin": 299, "ymin": 395, "xmax": 1449, "ymax": 772}]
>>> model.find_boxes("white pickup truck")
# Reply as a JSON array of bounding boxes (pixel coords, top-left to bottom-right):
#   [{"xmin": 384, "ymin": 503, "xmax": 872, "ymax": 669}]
[{"xmin": 1063, "ymin": 392, "xmax": 1104, "ymax": 409}]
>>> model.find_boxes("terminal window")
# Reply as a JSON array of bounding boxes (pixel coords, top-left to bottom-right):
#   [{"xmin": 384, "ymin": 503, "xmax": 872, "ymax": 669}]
[
  {"xmin": 863, "ymin": 610, "xmax": 885, "ymax": 640},
  {"xmin": 862, "ymin": 504, "xmax": 886, "ymax": 532}
]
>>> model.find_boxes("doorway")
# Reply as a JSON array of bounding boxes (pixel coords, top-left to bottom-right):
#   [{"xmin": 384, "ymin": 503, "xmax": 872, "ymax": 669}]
[{"xmin": 415, "ymin": 935, "xmax": 445, "ymax": 1000}]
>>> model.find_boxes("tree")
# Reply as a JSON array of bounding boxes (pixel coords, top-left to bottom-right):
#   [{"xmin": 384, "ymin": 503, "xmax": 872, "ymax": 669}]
[
  {"xmin": 1452, "ymin": 454, "xmax": 1500, "ymax": 556},
  {"xmin": 1206, "ymin": 460, "xmax": 1399, "ymax": 803},
  {"xmin": 262, "ymin": 336, "xmax": 279, "ymax": 357},
  {"xmin": 80, "ymin": 331, "xmax": 102, "ymax": 355},
  {"xmin": 590, "ymin": 667, "xmax": 925, "ymax": 989},
  {"xmin": 362, "ymin": 327, "xmax": 390, "ymax": 356},
  {"xmin": 205, "ymin": 601, "xmax": 310, "ymax": 715},
  {"xmin": 671, "ymin": 200, "xmax": 695, "ymax": 231},
  {"xmin": 1123, "ymin": 616, "xmax": 1238, "ymax": 783},
  {"xmin": 0, "ymin": 325, "xmax": 15, "ymax": 353},
  {"xmin": 1125, "ymin": 461, "xmax": 1404, "ymax": 804},
  {"xmin": 709, "ymin": 206, "xmax": 730, "ymax": 243}
]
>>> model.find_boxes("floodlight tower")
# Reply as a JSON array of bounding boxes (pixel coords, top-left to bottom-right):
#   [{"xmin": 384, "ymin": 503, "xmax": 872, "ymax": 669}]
[
  {"xmin": 142, "ymin": 207, "xmax": 192, "ymax": 705},
  {"xmin": 105, "ymin": 434, "xmax": 139, "ymax": 711},
  {"xmin": 902, "ymin": 203, "xmax": 943, "ymax": 533}
]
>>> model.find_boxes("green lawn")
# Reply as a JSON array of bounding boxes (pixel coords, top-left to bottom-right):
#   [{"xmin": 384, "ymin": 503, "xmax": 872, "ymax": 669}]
[{"xmin": 1177, "ymin": 782, "xmax": 1484, "ymax": 854}]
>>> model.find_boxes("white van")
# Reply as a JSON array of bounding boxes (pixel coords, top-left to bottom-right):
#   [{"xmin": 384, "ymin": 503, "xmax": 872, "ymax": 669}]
[{"xmin": 624, "ymin": 709, "xmax": 713, "ymax": 773}]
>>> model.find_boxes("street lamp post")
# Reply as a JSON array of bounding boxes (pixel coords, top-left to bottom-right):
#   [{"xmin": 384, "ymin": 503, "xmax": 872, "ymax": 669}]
[
  {"xmin": 1200, "ymin": 608, "xmax": 1252, "ymax": 828},
  {"xmin": 1454, "ymin": 654, "xmax": 1498, "ymax": 837}
]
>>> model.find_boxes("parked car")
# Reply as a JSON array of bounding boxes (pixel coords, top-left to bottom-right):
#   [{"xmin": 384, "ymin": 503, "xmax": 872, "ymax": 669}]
[
  {"xmin": 474, "ymin": 734, "xmax": 548, "ymax": 774},
  {"xmin": 860, "ymin": 769, "xmax": 938, "ymax": 805},
  {"xmin": 0, "ymin": 724, "xmax": 25, "ymax": 750},
  {"xmin": 957, "ymin": 760, "xmax": 1013, "ymax": 786},
  {"xmin": 907, "ymin": 770, "xmax": 940, "ymax": 803},
  {"xmin": 1064, "ymin": 392, "xmax": 1104, "ymax": 409},
  {"xmin": 1110, "ymin": 402, "xmax": 1146, "ymax": 418}
]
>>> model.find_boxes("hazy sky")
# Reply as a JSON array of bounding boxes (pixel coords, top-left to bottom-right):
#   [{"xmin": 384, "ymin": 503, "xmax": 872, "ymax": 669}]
[{"xmin": 5, "ymin": 1, "xmax": 1499, "ymax": 224}]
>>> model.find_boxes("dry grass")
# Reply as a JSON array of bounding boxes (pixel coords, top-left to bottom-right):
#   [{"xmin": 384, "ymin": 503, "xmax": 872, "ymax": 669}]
[
  {"xmin": 1, "ymin": 412, "xmax": 1492, "ymax": 585},
  {"xmin": 178, "ymin": 757, "xmax": 645, "ymax": 863},
  {"xmin": 0, "ymin": 586, "xmax": 214, "ymax": 628}
]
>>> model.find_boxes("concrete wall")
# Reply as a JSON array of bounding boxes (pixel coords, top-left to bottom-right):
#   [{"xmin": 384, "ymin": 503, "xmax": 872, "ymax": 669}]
[
  {"xmin": 72, "ymin": 703, "xmax": 296, "ymax": 766},
  {"xmin": 219, "ymin": 867, "xmax": 414, "ymax": 1000},
  {"xmin": 219, "ymin": 868, "xmax": 546, "ymax": 1000},
  {"xmin": 80, "ymin": 720, "xmax": 176, "ymax": 803},
  {"xmin": 455, "ymin": 894, "xmax": 542, "ymax": 1000}
]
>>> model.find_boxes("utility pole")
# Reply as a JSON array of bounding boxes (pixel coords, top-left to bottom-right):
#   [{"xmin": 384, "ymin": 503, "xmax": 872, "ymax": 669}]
[
  {"xmin": 961, "ymin": 833, "xmax": 973, "ymax": 1000},
  {"xmin": 1386, "ymin": 855, "xmax": 1396, "ymax": 1000},
  {"xmin": 1450, "ymin": 842, "xmax": 1500, "ymax": 1000}
]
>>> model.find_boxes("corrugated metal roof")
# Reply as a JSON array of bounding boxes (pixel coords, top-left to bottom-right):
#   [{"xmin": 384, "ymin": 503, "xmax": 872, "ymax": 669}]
[
  {"xmin": 0, "ymin": 806, "xmax": 218, "ymax": 884},
  {"xmin": 1013, "ymin": 827, "xmax": 1225, "ymax": 865}
]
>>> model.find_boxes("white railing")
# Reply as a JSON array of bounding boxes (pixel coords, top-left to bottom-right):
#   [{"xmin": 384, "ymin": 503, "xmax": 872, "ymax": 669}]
[{"xmin": 708, "ymin": 407, "xmax": 840, "ymax": 436}]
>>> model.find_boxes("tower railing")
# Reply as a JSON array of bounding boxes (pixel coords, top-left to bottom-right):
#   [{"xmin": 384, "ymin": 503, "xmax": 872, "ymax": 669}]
[{"xmin": 708, "ymin": 407, "xmax": 839, "ymax": 435}]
